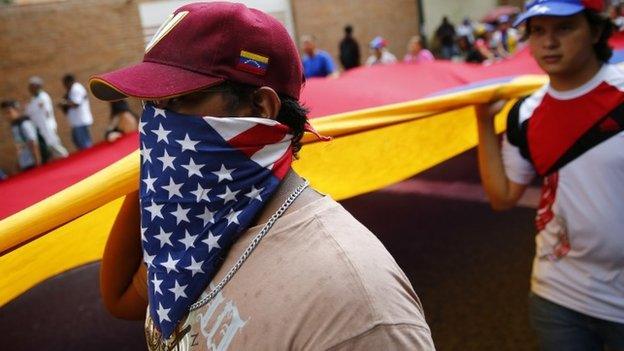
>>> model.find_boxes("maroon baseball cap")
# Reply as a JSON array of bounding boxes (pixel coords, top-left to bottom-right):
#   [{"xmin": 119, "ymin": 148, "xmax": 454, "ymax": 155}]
[{"xmin": 89, "ymin": 2, "xmax": 303, "ymax": 101}]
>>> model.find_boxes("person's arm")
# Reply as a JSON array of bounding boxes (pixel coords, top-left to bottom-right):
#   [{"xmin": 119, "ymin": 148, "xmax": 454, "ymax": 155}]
[
  {"xmin": 23, "ymin": 122, "xmax": 42, "ymax": 166},
  {"xmin": 26, "ymin": 140, "xmax": 41, "ymax": 166},
  {"xmin": 475, "ymin": 40, "xmax": 495, "ymax": 61},
  {"xmin": 100, "ymin": 190, "xmax": 148, "ymax": 320},
  {"xmin": 61, "ymin": 86, "xmax": 83, "ymax": 109},
  {"xmin": 475, "ymin": 102, "xmax": 528, "ymax": 210},
  {"xmin": 42, "ymin": 94, "xmax": 56, "ymax": 120}
]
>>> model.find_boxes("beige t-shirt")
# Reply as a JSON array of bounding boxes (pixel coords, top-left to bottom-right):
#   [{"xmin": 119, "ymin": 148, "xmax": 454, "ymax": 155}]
[{"xmin": 141, "ymin": 196, "xmax": 435, "ymax": 350}]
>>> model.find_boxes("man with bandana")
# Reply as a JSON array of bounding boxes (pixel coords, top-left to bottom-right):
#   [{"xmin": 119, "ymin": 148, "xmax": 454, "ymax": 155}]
[{"xmin": 91, "ymin": 2, "xmax": 434, "ymax": 350}]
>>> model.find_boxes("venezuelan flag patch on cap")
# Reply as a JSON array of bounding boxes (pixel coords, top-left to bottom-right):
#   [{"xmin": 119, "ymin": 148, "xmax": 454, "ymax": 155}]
[{"xmin": 236, "ymin": 50, "xmax": 269, "ymax": 76}]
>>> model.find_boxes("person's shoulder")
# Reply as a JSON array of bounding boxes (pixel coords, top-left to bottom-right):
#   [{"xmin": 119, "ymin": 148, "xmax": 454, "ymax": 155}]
[
  {"xmin": 70, "ymin": 82, "xmax": 86, "ymax": 93},
  {"xmin": 385, "ymin": 51, "xmax": 398, "ymax": 61},
  {"xmin": 277, "ymin": 197, "xmax": 432, "ymax": 348},
  {"xmin": 37, "ymin": 91, "xmax": 52, "ymax": 101},
  {"xmin": 603, "ymin": 64, "xmax": 624, "ymax": 90},
  {"xmin": 307, "ymin": 198, "xmax": 426, "ymax": 315},
  {"xmin": 511, "ymin": 84, "xmax": 548, "ymax": 124},
  {"xmin": 319, "ymin": 50, "xmax": 333, "ymax": 59}
]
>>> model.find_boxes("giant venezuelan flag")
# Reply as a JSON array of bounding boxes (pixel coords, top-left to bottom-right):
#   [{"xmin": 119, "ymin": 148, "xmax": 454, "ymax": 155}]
[{"xmin": 2, "ymin": 35, "xmax": 624, "ymax": 306}]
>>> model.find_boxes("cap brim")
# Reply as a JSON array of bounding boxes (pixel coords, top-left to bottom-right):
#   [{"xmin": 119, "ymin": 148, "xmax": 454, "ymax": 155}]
[
  {"xmin": 513, "ymin": 3, "xmax": 584, "ymax": 27},
  {"xmin": 89, "ymin": 61, "xmax": 224, "ymax": 101}
]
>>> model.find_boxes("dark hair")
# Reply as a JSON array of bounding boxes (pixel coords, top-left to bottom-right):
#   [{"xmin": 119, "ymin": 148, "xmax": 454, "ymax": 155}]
[
  {"xmin": 344, "ymin": 25, "xmax": 353, "ymax": 35},
  {"xmin": 523, "ymin": 10, "xmax": 614, "ymax": 62},
  {"xmin": 170, "ymin": 81, "xmax": 309, "ymax": 157},
  {"xmin": 63, "ymin": 74, "xmax": 76, "ymax": 84},
  {"xmin": 0, "ymin": 99, "xmax": 19, "ymax": 109},
  {"xmin": 584, "ymin": 9, "xmax": 614, "ymax": 62}
]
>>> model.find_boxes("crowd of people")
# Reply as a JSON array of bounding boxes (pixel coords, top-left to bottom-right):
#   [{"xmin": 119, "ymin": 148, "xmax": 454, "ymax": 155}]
[
  {"xmin": 302, "ymin": 26, "xmax": 434, "ymax": 78},
  {"xmin": 0, "ymin": 74, "xmax": 138, "ymax": 177},
  {"xmin": 301, "ymin": 13, "xmax": 525, "ymax": 80},
  {"xmin": 303, "ymin": 1, "xmax": 624, "ymax": 80},
  {"xmin": 433, "ymin": 14, "xmax": 522, "ymax": 63}
]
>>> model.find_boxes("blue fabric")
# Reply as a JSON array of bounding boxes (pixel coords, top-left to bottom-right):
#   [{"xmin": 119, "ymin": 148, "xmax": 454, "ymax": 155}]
[
  {"xmin": 303, "ymin": 50, "xmax": 336, "ymax": 78},
  {"xmin": 139, "ymin": 104, "xmax": 292, "ymax": 339},
  {"xmin": 71, "ymin": 125, "xmax": 92, "ymax": 150},
  {"xmin": 529, "ymin": 293, "xmax": 624, "ymax": 351},
  {"xmin": 514, "ymin": 0, "xmax": 585, "ymax": 27}
]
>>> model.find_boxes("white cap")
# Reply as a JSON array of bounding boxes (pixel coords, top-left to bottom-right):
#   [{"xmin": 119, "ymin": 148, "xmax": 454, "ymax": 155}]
[{"xmin": 28, "ymin": 76, "xmax": 44, "ymax": 86}]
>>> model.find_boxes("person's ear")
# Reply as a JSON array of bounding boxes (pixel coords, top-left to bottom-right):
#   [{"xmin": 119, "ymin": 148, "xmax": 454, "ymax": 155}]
[
  {"xmin": 592, "ymin": 25, "xmax": 603, "ymax": 45},
  {"xmin": 252, "ymin": 87, "xmax": 281, "ymax": 119}
]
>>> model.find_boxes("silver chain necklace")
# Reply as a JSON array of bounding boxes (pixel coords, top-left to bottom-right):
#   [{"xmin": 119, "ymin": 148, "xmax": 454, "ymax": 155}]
[{"xmin": 189, "ymin": 179, "xmax": 310, "ymax": 311}]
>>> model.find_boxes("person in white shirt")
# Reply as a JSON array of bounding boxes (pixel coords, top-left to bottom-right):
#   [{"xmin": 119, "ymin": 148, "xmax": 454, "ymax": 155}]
[
  {"xmin": 475, "ymin": 1, "xmax": 624, "ymax": 350},
  {"xmin": 365, "ymin": 36, "xmax": 397, "ymax": 66},
  {"xmin": 25, "ymin": 76, "xmax": 68, "ymax": 160},
  {"xmin": 490, "ymin": 15, "xmax": 520, "ymax": 58},
  {"xmin": 60, "ymin": 74, "xmax": 94, "ymax": 150}
]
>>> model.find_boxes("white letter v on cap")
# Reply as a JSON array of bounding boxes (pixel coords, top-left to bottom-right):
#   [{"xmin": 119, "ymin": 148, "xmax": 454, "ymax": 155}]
[{"xmin": 145, "ymin": 11, "xmax": 189, "ymax": 54}]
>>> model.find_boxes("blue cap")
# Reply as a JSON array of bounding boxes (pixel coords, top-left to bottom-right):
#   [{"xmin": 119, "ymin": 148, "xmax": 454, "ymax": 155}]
[{"xmin": 513, "ymin": 0, "xmax": 601, "ymax": 27}]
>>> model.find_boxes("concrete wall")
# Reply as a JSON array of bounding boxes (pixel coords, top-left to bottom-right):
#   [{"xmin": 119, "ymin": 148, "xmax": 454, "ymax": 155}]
[{"xmin": 0, "ymin": 0, "xmax": 144, "ymax": 174}]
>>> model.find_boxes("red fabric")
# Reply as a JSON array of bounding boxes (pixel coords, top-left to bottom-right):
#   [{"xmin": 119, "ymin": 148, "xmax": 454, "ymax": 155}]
[
  {"xmin": 301, "ymin": 48, "xmax": 543, "ymax": 118},
  {"xmin": 583, "ymin": 0, "xmax": 605, "ymax": 12},
  {"xmin": 301, "ymin": 33, "xmax": 624, "ymax": 118},
  {"xmin": 536, "ymin": 173, "xmax": 559, "ymax": 231},
  {"xmin": 271, "ymin": 149, "xmax": 293, "ymax": 180},
  {"xmin": 0, "ymin": 133, "xmax": 139, "ymax": 219},
  {"xmin": 527, "ymin": 82, "xmax": 624, "ymax": 175},
  {"xmin": 228, "ymin": 124, "xmax": 289, "ymax": 158}
]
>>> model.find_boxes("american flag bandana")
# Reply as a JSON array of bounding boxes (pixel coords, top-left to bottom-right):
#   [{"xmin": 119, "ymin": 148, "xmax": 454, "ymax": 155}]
[{"xmin": 139, "ymin": 104, "xmax": 293, "ymax": 339}]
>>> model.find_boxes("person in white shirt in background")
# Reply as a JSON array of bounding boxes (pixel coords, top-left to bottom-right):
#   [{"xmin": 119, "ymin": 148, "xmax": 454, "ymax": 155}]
[
  {"xmin": 25, "ymin": 76, "xmax": 68, "ymax": 160},
  {"xmin": 456, "ymin": 17, "xmax": 475, "ymax": 44},
  {"xmin": 60, "ymin": 74, "xmax": 94, "ymax": 150},
  {"xmin": 365, "ymin": 36, "xmax": 398, "ymax": 66},
  {"xmin": 491, "ymin": 15, "xmax": 520, "ymax": 58}
]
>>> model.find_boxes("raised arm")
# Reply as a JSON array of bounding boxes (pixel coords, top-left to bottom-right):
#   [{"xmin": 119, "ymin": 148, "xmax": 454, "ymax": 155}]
[
  {"xmin": 99, "ymin": 190, "xmax": 148, "ymax": 320},
  {"xmin": 475, "ymin": 102, "xmax": 528, "ymax": 210}
]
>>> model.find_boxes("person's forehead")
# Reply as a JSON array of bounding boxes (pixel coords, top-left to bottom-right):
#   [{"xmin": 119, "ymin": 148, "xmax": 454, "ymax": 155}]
[{"xmin": 530, "ymin": 13, "xmax": 584, "ymax": 25}]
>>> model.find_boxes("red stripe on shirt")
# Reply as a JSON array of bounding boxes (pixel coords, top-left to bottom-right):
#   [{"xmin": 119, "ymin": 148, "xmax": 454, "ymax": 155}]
[{"xmin": 527, "ymin": 82, "xmax": 624, "ymax": 175}]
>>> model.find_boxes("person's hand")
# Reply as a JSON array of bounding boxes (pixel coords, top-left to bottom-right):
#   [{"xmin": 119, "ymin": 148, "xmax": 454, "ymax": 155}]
[
  {"xmin": 475, "ymin": 100, "xmax": 507, "ymax": 122},
  {"xmin": 106, "ymin": 131, "xmax": 123, "ymax": 143}
]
